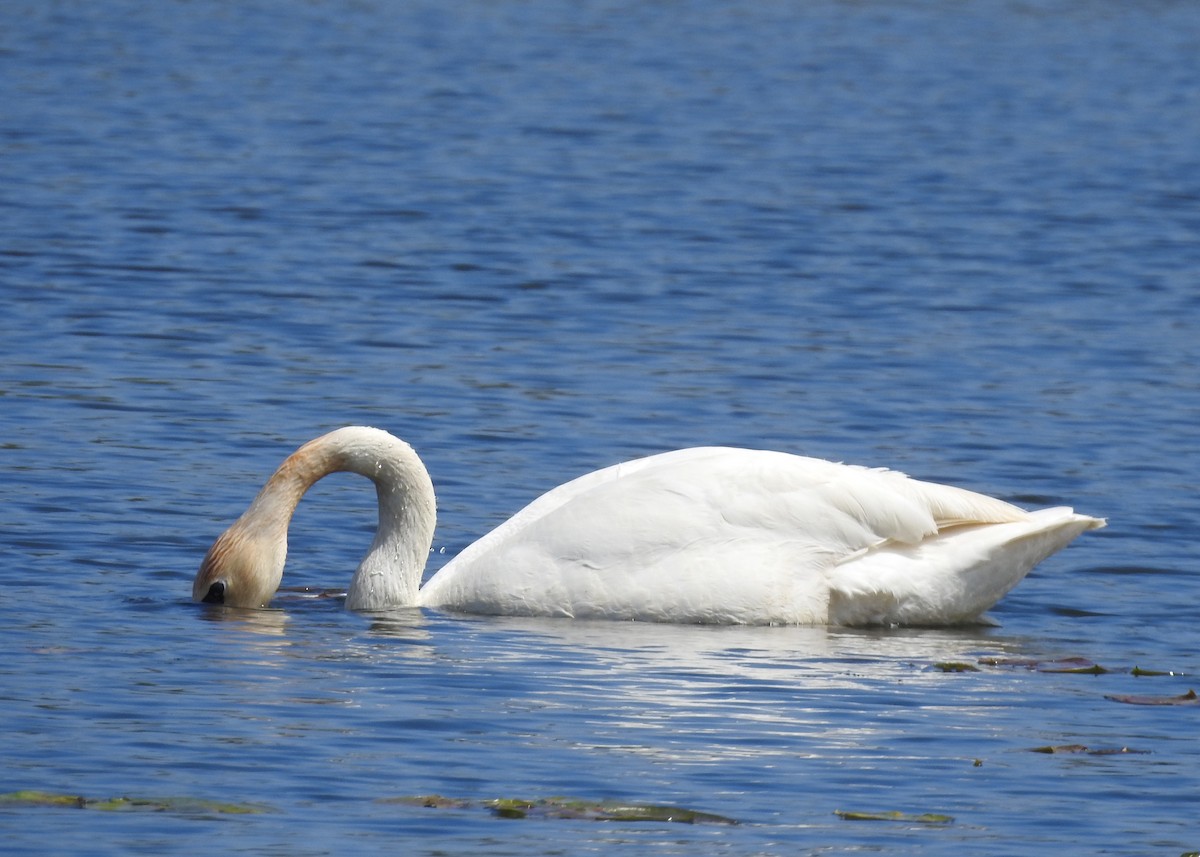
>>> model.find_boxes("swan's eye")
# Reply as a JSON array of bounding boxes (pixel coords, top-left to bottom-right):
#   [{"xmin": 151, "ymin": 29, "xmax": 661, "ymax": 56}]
[{"xmin": 202, "ymin": 581, "xmax": 226, "ymax": 605}]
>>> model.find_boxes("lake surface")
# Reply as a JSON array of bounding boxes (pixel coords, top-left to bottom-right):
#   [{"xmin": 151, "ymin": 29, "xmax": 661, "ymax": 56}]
[{"xmin": 2, "ymin": 0, "xmax": 1199, "ymax": 853}]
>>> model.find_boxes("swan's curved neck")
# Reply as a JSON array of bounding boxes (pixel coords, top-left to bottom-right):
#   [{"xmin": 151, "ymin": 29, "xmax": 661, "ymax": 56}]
[{"xmin": 225, "ymin": 427, "xmax": 437, "ymax": 609}]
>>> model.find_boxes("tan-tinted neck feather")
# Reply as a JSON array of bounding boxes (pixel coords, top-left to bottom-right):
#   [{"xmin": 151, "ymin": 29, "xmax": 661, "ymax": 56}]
[{"xmin": 193, "ymin": 427, "xmax": 437, "ymax": 610}]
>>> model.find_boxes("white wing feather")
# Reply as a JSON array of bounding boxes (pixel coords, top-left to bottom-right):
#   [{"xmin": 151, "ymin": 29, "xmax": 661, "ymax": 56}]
[{"xmin": 418, "ymin": 448, "xmax": 1097, "ymax": 625}]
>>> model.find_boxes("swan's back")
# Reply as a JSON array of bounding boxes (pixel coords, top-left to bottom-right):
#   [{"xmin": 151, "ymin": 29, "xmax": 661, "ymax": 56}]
[{"xmin": 418, "ymin": 448, "xmax": 1103, "ymax": 625}]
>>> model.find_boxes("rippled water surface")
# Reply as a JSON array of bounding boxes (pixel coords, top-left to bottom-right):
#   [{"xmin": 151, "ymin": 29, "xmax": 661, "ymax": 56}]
[{"xmin": 2, "ymin": 1, "xmax": 1199, "ymax": 854}]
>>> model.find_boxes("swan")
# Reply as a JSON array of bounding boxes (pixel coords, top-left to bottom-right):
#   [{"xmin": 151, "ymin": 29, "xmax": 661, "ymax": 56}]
[{"xmin": 192, "ymin": 426, "xmax": 1105, "ymax": 625}]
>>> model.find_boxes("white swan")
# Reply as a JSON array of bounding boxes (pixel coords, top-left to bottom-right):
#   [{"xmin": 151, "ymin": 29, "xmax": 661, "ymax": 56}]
[{"xmin": 192, "ymin": 426, "xmax": 1104, "ymax": 625}]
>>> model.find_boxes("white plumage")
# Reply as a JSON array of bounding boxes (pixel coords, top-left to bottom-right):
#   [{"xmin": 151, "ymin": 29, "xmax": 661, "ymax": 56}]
[{"xmin": 193, "ymin": 426, "xmax": 1104, "ymax": 626}]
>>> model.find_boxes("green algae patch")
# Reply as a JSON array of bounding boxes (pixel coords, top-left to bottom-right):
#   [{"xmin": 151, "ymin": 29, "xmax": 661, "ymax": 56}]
[
  {"xmin": 1029, "ymin": 744, "xmax": 1150, "ymax": 756},
  {"xmin": 486, "ymin": 797, "xmax": 738, "ymax": 824},
  {"xmin": 977, "ymin": 656, "xmax": 1187, "ymax": 677},
  {"xmin": 1105, "ymin": 689, "xmax": 1200, "ymax": 706},
  {"xmin": 835, "ymin": 809, "xmax": 953, "ymax": 824},
  {"xmin": 383, "ymin": 795, "xmax": 737, "ymax": 825},
  {"xmin": 977, "ymin": 656, "xmax": 1108, "ymax": 673},
  {"xmin": 389, "ymin": 795, "xmax": 471, "ymax": 810},
  {"xmin": 1040, "ymin": 662, "xmax": 1109, "ymax": 675},
  {"xmin": 0, "ymin": 790, "xmax": 270, "ymax": 815},
  {"xmin": 1131, "ymin": 666, "xmax": 1185, "ymax": 677},
  {"xmin": 0, "ymin": 791, "xmax": 87, "ymax": 809}
]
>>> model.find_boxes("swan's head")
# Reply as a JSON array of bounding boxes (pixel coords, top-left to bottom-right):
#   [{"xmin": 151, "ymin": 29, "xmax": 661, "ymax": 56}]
[{"xmin": 192, "ymin": 521, "xmax": 286, "ymax": 609}]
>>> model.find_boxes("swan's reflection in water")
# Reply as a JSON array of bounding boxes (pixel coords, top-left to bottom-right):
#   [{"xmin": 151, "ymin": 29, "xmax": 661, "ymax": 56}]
[
  {"xmin": 197, "ymin": 601, "xmax": 293, "ymax": 636},
  {"xmin": 199, "ymin": 591, "xmax": 1027, "ymax": 682},
  {"xmin": 391, "ymin": 614, "xmax": 1031, "ymax": 768},
  {"xmin": 411, "ymin": 609, "xmax": 1025, "ymax": 677},
  {"xmin": 190, "ymin": 595, "xmax": 1050, "ymax": 780},
  {"xmin": 193, "ymin": 592, "xmax": 434, "ymax": 661}
]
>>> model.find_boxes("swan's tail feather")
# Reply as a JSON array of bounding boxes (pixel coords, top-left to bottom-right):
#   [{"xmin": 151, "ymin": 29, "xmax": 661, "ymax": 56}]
[{"xmin": 828, "ymin": 508, "xmax": 1105, "ymax": 626}]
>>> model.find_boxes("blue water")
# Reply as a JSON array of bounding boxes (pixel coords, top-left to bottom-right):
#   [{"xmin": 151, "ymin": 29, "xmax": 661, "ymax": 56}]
[{"xmin": 2, "ymin": 0, "xmax": 1199, "ymax": 853}]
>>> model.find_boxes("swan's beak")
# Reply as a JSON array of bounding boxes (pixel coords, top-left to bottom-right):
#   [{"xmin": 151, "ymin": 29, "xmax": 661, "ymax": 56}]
[
  {"xmin": 199, "ymin": 579, "xmax": 227, "ymax": 605},
  {"xmin": 192, "ymin": 546, "xmax": 235, "ymax": 606}
]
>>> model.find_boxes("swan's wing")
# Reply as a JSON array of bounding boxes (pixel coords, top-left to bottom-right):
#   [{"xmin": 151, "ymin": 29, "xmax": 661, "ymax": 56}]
[
  {"xmin": 457, "ymin": 446, "xmax": 1027, "ymax": 548},
  {"xmin": 419, "ymin": 448, "xmax": 1040, "ymax": 623}
]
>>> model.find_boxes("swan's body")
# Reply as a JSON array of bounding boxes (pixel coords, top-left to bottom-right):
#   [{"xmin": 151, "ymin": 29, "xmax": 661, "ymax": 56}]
[{"xmin": 193, "ymin": 426, "xmax": 1104, "ymax": 625}]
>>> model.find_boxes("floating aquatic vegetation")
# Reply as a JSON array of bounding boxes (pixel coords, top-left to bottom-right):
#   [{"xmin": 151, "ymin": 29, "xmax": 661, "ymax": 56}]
[
  {"xmin": 277, "ymin": 585, "xmax": 345, "ymax": 599},
  {"xmin": 834, "ymin": 809, "xmax": 953, "ymax": 824},
  {"xmin": 398, "ymin": 795, "xmax": 469, "ymax": 810},
  {"xmin": 1029, "ymin": 744, "xmax": 1151, "ymax": 755},
  {"xmin": 977, "ymin": 656, "xmax": 1043, "ymax": 669},
  {"xmin": 977, "ymin": 656, "xmax": 1109, "ymax": 674},
  {"xmin": 0, "ymin": 791, "xmax": 86, "ymax": 808},
  {"xmin": 1037, "ymin": 659, "xmax": 1109, "ymax": 675},
  {"xmin": 1104, "ymin": 689, "xmax": 1200, "ymax": 706},
  {"xmin": 0, "ymin": 790, "xmax": 270, "ymax": 815},
  {"xmin": 1130, "ymin": 666, "xmax": 1184, "ymax": 677},
  {"xmin": 974, "ymin": 656, "xmax": 1186, "ymax": 676},
  {"xmin": 932, "ymin": 662, "xmax": 980, "ymax": 672},
  {"xmin": 383, "ymin": 795, "xmax": 737, "ymax": 825}
]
